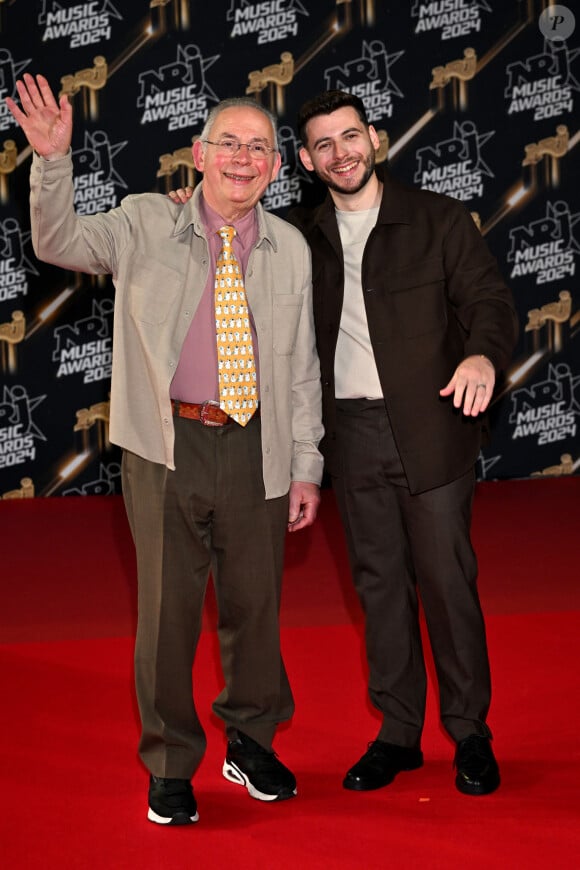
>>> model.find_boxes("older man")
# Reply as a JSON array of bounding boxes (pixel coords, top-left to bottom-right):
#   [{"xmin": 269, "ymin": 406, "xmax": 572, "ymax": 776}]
[{"xmin": 7, "ymin": 76, "xmax": 323, "ymax": 824}]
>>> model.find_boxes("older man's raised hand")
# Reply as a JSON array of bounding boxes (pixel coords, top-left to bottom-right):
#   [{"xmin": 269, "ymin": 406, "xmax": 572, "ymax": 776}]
[{"xmin": 5, "ymin": 73, "xmax": 73, "ymax": 160}]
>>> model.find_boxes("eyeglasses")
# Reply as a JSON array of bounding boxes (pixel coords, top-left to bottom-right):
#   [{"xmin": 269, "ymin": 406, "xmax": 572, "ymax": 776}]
[{"xmin": 202, "ymin": 138, "xmax": 276, "ymax": 159}]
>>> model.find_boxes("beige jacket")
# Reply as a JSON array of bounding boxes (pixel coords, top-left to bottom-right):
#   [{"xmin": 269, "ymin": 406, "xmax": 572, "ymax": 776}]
[{"xmin": 30, "ymin": 152, "xmax": 323, "ymax": 498}]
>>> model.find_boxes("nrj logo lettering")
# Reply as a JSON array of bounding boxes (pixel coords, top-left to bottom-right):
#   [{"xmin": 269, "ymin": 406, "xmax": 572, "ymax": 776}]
[
  {"xmin": 0, "ymin": 218, "xmax": 39, "ymax": 304},
  {"xmin": 52, "ymin": 299, "xmax": 114, "ymax": 385},
  {"xmin": 505, "ymin": 39, "xmax": 579, "ymax": 122},
  {"xmin": 39, "ymin": 0, "xmax": 122, "ymax": 49},
  {"xmin": 509, "ymin": 363, "xmax": 579, "ymax": 447},
  {"xmin": 415, "ymin": 120, "xmax": 494, "ymax": 202},
  {"xmin": 73, "ymin": 130, "xmax": 128, "ymax": 216},
  {"xmin": 475, "ymin": 450, "xmax": 501, "ymax": 481},
  {"xmin": 263, "ymin": 126, "xmax": 311, "ymax": 212},
  {"xmin": 507, "ymin": 201, "xmax": 579, "ymax": 286},
  {"xmin": 0, "ymin": 50, "xmax": 31, "ymax": 132},
  {"xmin": 227, "ymin": 0, "xmax": 308, "ymax": 45},
  {"xmin": 62, "ymin": 462, "xmax": 121, "ymax": 496},
  {"xmin": 324, "ymin": 41, "xmax": 404, "ymax": 123},
  {"xmin": 137, "ymin": 45, "xmax": 218, "ymax": 133},
  {"xmin": 411, "ymin": 0, "xmax": 491, "ymax": 41},
  {"xmin": 0, "ymin": 385, "xmax": 46, "ymax": 470}
]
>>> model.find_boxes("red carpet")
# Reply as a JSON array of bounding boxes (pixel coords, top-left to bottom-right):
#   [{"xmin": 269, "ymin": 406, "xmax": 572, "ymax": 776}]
[{"xmin": 1, "ymin": 479, "xmax": 579, "ymax": 868}]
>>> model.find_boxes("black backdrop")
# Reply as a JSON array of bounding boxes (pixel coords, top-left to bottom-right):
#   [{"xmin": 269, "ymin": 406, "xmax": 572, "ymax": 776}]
[{"xmin": 0, "ymin": 0, "xmax": 578, "ymax": 499}]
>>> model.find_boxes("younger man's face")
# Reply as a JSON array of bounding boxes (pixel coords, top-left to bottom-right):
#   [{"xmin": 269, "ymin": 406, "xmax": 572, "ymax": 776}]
[{"xmin": 299, "ymin": 106, "xmax": 379, "ymax": 197}]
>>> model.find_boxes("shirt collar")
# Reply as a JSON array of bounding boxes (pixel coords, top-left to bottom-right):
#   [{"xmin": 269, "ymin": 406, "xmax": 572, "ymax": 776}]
[
  {"xmin": 172, "ymin": 182, "xmax": 277, "ymax": 251},
  {"xmin": 199, "ymin": 193, "xmax": 258, "ymax": 248}
]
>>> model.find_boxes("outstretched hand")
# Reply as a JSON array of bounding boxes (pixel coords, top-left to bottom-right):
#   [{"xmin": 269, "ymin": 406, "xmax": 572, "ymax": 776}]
[
  {"xmin": 5, "ymin": 73, "xmax": 72, "ymax": 159},
  {"xmin": 440, "ymin": 354, "xmax": 496, "ymax": 417}
]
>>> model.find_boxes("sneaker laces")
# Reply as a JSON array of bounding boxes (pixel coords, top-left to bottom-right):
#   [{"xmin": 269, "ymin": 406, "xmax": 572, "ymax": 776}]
[
  {"xmin": 156, "ymin": 777, "xmax": 191, "ymax": 796},
  {"xmin": 230, "ymin": 738, "xmax": 282, "ymax": 766}
]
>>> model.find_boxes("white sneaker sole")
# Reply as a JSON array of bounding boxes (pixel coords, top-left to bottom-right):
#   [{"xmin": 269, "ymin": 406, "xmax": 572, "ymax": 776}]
[
  {"xmin": 222, "ymin": 760, "xmax": 297, "ymax": 802},
  {"xmin": 147, "ymin": 807, "xmax": 199, "ymax": 825}
]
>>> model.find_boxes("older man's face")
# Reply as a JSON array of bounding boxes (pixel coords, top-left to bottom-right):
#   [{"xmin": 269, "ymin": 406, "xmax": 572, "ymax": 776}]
[{"xmin": 193, "ymin": 106, "xmax": 281, "ymax": 221}]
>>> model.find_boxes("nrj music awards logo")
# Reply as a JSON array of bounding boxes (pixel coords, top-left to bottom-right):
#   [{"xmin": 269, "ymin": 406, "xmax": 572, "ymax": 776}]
[
  {"xmin": 0, "ymin": 385, "xmax": 46, "ymax": 470},
  {"xmin": 72, "ymin": 131, "xmax": 128, "ymax": 216},
  {"xmin": 52, "ymin": 299, "xmax": 114, "ymax": 385},
  {"xmin": 415, "ymin": 120, "xmax": 494, "ymax": 201},
  {"xmin": 411, "ymin": 0, "xmax": 491, "ymax": 41},
  {"xmin": 137, "ymin": 45, "xmax": 219, "ymax": 133},
  {"xmin": 227, "ymin": 0, "xmax": 308, "ymax": 45},
  {"xmin": 324, "ymin": 40, "xmax": 404, "ymax": 123},
  {"xmin": 62, "ymin": 462, "xmax": 121, "ymax": 496},
  {"xmin": 507, "ymin": 201, "xmax": 579, "ymax": 286},
  {"xmin": 0, "ymin": 219, "xmax": 39, "ymax": 304},
  {"xmin": 39, "ymin": 0, "xmax": 122, "ymax": 49},
  {"xmin": 509, "ymin": 363, "xmax": 578, "ymax": 447},
  {"xmin": 262, "ymin": 126, "xmax": 311, "ymax": 212},
  {"xmin": 0, "ymin": 50, "xmax": 31, "ymax": 132},
  {"xmin": 505, "ymin": 39, "xmax": 578, "ymax": 122}
]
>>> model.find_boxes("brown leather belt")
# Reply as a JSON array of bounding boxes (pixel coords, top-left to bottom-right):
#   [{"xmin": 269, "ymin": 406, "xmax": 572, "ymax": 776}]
[
  {"xmin": 171, "ymin": 399, "xmax": 233, "ymax": 427},
  {"xmin": 171, "ymin": 400, "xmax": 260, "ymax": 427}
]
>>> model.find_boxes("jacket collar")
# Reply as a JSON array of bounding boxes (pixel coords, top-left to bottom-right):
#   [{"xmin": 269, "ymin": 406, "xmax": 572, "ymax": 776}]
[
  {"xmin": 172, "ymin": 183, "xmax": 278, "ymax": 251},
  {"xmin": 314, "ymin": 167, "xmax": 412, "ymax": 231}
]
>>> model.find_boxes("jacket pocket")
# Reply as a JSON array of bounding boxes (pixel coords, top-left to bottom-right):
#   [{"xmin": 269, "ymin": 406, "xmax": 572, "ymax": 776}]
[
  {"xmin": 273, "ymin": 294, "xmax": 303, "ymax": 355},
  {"xmin": 128, "ymin": 258, "xmax": 181, "ymax": 324},
  {"xmin": 385, "ymin": 258, "xmax": 447, "ymax": 337}
]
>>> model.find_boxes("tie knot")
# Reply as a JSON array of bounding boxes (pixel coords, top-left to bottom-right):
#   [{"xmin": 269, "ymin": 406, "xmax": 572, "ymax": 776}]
[{"xmin": 218, "ymin": 225, "xmax": 236, "ymax": 246}]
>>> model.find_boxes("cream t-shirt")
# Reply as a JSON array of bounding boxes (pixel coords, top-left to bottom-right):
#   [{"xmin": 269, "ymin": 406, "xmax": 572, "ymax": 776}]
[{"xmin": 334, "ymin": 206, "xmax": 383, "ymax": 399}]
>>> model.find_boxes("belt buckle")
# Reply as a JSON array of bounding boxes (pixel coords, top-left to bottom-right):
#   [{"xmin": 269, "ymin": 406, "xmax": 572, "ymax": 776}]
[{"xmin": 200, "ymin": 399, "xmax": 223, "ymax": 427}]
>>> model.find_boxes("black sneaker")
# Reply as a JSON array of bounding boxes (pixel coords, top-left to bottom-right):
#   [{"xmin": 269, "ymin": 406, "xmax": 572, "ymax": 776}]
[
  {"xmin": 222, "ymin": 732, "xmax": 297, "ymax": 801},
  {"xmin": 454, "ymin": 734, "xmax": 500, "ymax": 796},
  {"xmin": 147, "ymin": 775, "xmax": 199, "ymax": 825}
]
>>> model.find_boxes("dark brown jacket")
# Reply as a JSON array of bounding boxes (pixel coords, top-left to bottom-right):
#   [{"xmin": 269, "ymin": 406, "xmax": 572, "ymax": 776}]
[{"xmin": 289, "ymin": 170, "xmax": 518, "ymax": 493}]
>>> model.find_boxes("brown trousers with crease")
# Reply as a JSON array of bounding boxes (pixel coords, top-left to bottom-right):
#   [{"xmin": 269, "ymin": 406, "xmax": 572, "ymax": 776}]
[{"xmin": 122, "ymin": 414, "xmax": 292, "ymax": 779}]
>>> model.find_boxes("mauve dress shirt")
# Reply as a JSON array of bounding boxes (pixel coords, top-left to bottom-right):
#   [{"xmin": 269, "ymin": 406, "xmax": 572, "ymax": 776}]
[{"xmin": 170, "ymin": 195, "xmax": 260, "ymax": 404}]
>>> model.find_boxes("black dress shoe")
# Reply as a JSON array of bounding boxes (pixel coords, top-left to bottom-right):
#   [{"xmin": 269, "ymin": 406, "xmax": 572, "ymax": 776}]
[
  {"xmin": 343, "ymin": 741, "xmax": 423, "ymax": 791},
  {"xmin": 454, "ymin": 734, "xmax": 500, "ymax": 796}
]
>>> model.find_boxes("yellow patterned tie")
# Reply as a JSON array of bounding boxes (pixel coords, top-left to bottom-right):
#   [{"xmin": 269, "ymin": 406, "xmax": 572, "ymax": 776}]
[{"xmin": 214, "ymin": 225, "xmax": 258, "ymax": 425}]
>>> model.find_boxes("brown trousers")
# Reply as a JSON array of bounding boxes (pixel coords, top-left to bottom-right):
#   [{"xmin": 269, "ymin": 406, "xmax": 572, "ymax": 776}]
[
  {"xmin": 122, "ymin": 414, "xmax": 292, "ymax": 779},
  {"xmin": 332, "ymin": 399, "xmax": 492, "ymax": 747}
]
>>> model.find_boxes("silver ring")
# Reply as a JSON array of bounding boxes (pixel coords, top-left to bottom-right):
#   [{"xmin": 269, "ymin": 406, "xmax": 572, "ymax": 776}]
[{"xmin": 476, "ymin": 383, "xmax": 486, "ymax": 389}]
